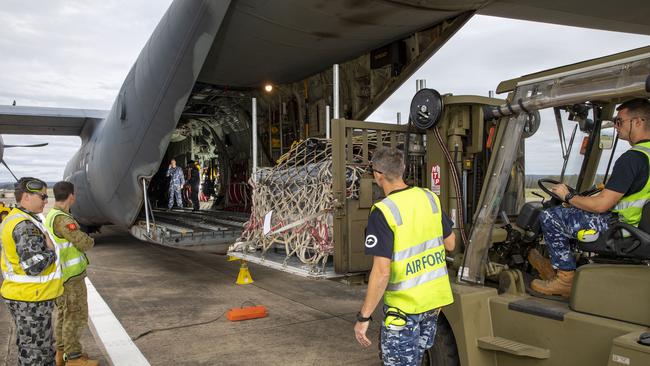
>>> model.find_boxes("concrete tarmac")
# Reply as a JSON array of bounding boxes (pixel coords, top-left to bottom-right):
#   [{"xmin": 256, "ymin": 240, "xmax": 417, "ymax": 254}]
[{"xmin": 0, "ymin": 226, "xmax": 383, "ymax": 365}]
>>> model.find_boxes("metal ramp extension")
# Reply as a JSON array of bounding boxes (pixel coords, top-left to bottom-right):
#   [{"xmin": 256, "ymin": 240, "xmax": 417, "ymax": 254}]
[{"xmin": 228, "ymin": 246, "xmax": 340, "ymax": 279}]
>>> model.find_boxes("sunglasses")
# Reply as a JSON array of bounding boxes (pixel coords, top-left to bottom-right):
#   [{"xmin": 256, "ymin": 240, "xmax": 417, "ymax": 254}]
[
  {"xmin": 29, "ymin": 192, "xmax": 48, "ymax": 201},
  {"xmin": 368, "ymin": 166, "xmax": 384, "ymax": 175},
  {"xmin": 614, "ymin": 116, "xmax": 645, "ymax": 126}
]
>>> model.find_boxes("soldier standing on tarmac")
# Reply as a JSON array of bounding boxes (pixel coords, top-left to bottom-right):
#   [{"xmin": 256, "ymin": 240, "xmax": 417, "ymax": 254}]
[
  {"xmin": 1, "ymin": 177, "xmax": 63, "ymax": 365},
  {"xmin": 166, "ymin": 158, "xmax": 185, "ymax": 210},
  {"xmin": 46, "ymin": 181, "xmax": 99, "ymax": 366},
  {"xmin": 353, "ymin": 147, "xmax": 456, "ymax": 366}
]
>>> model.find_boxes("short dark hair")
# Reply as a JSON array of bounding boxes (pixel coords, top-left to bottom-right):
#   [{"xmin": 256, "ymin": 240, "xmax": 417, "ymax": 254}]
[
  {"xmin": 14, "ymin": 177, "xmax": 47, "ymax": 202},
  {"xmin": 53, "ymin": 181, "xmax": 74, "ymax": 202},
  {"xmin": 617, "ymin": 98, "xmax": 650, "ymax": 118},
  {"xmin": 371, "ymin": 147, "xmax": 405, "ymax": 181}
]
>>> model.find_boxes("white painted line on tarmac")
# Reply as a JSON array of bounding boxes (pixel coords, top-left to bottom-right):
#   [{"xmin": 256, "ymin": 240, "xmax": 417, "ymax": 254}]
[{"xmin": 85, "ymin": 277, "xmax": 150, "ymax": 366}]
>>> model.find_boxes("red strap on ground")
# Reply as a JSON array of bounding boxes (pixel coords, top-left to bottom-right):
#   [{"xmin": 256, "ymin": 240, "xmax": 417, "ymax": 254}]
[{"xmin": 227, "ymin": 305, "xmax": 268, "ymax": 321}]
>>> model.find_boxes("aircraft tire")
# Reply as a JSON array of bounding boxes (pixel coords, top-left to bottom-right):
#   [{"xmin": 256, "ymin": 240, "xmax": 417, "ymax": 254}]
[{"xmin": 422, "ymin": 314, "xmax": 459, "ymax": 366}]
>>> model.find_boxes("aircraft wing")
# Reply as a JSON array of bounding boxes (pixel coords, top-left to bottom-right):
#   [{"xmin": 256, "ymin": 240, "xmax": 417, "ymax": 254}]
[
  {"xmin": 0, "ymin": 105, "xmax": 107, "ymax": 138},
  {"xmin": 480, "ymin": 0, "xmax": 650, "ymax": 35}
]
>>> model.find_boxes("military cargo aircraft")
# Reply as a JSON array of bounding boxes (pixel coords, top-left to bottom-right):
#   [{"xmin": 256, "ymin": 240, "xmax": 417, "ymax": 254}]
[{"xmin": 1, "ymin": 0, "xmax": 649, "ymax": 251}]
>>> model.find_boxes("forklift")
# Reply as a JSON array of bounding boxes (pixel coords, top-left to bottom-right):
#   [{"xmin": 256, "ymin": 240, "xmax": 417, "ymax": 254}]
[{"xmin": 329, "ymin": 46, "xmax": 650, "ymax": 365}]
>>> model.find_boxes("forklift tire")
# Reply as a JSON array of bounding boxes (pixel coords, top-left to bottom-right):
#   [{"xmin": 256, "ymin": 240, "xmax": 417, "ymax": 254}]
[{"xmin": 422, "ymin": 314, "xmax": 460, "ymax": 366}]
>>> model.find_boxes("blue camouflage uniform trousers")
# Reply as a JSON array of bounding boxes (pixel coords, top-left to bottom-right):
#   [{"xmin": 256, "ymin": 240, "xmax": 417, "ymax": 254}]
[
  {"xmin": 539, "ymin": 206, "xmax": 613, "ymax": 270},
  {"xmin": 5, "ymin": 299, "xmax": 56, "ymax": 366},
  {"xmin": 380, "ymin": 305, "xmax": 440, "ymax": 366}
]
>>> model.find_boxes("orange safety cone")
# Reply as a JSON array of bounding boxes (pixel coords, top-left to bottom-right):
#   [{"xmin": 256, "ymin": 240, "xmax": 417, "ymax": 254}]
[{"xmin": 236, "ymin": 261, "xmax": 254, "ymax": 285}]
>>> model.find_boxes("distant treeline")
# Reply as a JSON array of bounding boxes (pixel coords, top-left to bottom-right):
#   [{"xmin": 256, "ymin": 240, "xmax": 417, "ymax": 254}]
[{"xmin": 525, "ymin": 175, "xmax": 605, "ymax": 189}]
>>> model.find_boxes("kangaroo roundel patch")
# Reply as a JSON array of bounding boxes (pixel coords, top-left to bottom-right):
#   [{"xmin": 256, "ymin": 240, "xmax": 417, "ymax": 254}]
[{"xmin": 365, "ymin": 234, "xmax": 378, "ymax": 248}]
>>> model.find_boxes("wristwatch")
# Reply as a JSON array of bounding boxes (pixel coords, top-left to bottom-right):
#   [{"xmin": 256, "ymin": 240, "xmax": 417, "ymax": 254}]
[
  {"xmin": 564, "ymin": 191, "xmax": 576, "ymax": 204},
  {"xmin": 356, "ymin": 312, "xmax": 372, "ymax": 322}
]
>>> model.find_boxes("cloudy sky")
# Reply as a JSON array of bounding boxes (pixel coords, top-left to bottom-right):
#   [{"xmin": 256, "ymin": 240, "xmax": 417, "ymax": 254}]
[{"xmin": 1, "ymin": 1, "xmax": 649, "ymax": 182}]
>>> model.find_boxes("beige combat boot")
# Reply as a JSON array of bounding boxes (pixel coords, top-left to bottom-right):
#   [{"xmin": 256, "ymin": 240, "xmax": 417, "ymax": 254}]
[
  {"xmin": 55, "ymin": 350, "xmax": 64, "ymax": 366},
  {"xmin": 528, "ymin": 248, "xmax": 556, "ymax": 281},
  {"xmin": 65, "ymin": 355, "xmax": 99, "ymax": 366},
  {"xmin": 531, "ymin": 270, "xmax": 575, "ymax": 297}
]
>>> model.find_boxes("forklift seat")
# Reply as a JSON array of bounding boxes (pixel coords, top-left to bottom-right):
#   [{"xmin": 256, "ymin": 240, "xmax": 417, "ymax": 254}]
[{"xmin": 580, "ymin": 201, "xmax": 650, "ymax": 259}]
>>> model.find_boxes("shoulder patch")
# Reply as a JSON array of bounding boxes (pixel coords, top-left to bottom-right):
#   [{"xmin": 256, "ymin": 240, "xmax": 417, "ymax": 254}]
[
  {"xmin": 365, "ymin": 234, "xmax": 378, "ymax": 248},
  {"xmin": 66, "ymin": 223, "xmax": 78, "ymax": 231}
]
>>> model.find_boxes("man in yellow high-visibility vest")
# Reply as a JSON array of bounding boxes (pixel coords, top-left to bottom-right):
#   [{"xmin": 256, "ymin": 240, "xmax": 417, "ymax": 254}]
[
  {"xmin": 532, "ymin": 98, "xmax": 650, "ymax": 297},
  {"xmin": 1, "ymin": 177, "xmax": 63, "ymax": 365},
  {"xmin": 46, "ymin": 181, "xmax": 98, "ymax": 366},
  {"xmin": 354, "ymin": 147, "xmax": 456, "ymax": 366}
]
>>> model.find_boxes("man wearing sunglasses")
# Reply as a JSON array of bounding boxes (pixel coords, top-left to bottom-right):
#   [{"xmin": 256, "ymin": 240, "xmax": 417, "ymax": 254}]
[
  {"xmin": 1, "ymin": 177, "xmax": 63, "ymax": 365},
  {"xmin": 532, "ymin": 98, "xmax": 650, "ymax": 297},
  {"xmin": 46, "ymin": 181, "xmax": 98, "ymax": 366},
  {"xmin": 354, "ymin": 147, "xmax": 456, "ymax": 366}
]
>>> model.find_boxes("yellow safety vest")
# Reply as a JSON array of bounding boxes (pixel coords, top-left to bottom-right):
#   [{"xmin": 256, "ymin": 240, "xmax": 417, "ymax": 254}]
[
  {"xmin": 372, "ymin": 187, "xmax": 454, "ymax": 314},
  {"xmin": 45, "ymin": 208, "xmax": 88, "ymax": 282},
  {"xmin": 0, "ymin": 208, "xmax": 63, "ymax": 301},
  {"xmin": 612, "ymin": 141, "xmax": 650, "ymax": 226}
]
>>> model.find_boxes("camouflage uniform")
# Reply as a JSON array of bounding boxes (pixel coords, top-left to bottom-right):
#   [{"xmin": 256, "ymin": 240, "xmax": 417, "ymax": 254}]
[
  {"xmin": 5, "ymin": 299, "xmax": 56, "ymax": 365},
  {"xmin": 539, "ymin": 206, "xmax": 613, "ymax": 270},
  {"xmin": 3, "ymin": 210, "xmax": 58, "ymax": 366},
  {"xmin": 51, "ymin": 210, "xmax": 94, "ymax": 360},
  {"xmin": 166, "ymin": 166, "xmax": 185, "ymax": 209},
  {"xmin": 380, "ymin": 306, "xmax": 440, "ymax": 366}
]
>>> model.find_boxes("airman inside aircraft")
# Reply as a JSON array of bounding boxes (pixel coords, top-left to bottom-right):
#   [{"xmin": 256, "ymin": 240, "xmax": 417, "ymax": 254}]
[
  {"xmin": 166, "ymin": 158, "xmax": 185, "ymax": 210},
  {"xmin": 532, "ymin": 98, "xmax": 650, "ymax": 297},
  {"xmin": 188, "ymin": 160, "xmax": 201, "ymax": 211}
]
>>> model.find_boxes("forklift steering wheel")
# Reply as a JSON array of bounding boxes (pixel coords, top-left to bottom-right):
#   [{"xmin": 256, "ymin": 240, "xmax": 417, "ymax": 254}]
[{"xmin": 537, "ymin": 179, "xmax": 577, "ymax": 202}]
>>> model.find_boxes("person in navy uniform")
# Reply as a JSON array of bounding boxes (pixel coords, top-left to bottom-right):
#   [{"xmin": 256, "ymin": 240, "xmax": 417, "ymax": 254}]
[{"xmin": 166, "ymin": 158, "xmax": 185, "ymax": 210}]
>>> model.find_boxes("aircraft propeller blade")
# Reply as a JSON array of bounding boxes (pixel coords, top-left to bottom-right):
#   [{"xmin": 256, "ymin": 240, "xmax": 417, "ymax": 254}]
[
  {"xmin": 4, "ymin": 143, "xmax": 49, "ymax": 148},
  {"xmin": 1, "ymin": 160, "xmax": 19, "ymax": 181}
]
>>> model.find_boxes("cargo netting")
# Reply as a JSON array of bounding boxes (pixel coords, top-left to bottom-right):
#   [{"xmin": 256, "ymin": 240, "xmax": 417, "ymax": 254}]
[{"xmin": 230, "ymin": 137, "xmax": 370, "ymax": 272}]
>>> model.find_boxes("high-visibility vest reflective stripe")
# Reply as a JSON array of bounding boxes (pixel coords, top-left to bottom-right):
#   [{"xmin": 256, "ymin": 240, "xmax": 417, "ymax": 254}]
[
  {"xmin": 612, "ymin": 142, "xmax": 650, "ymax": 226},
  {"xmin": 45, "ymin": 208, "xmax": 88, "ymax": 282},
  {"xmin": 372, "ymin": 187, "xmax": 454, "ymax": 314},
  {"xmin": 0, "ymin": 208, "xmax": 63, "ymax": 301}
]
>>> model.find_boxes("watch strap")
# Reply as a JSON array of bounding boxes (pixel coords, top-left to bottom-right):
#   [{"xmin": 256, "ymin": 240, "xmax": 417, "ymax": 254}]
[
  {"xmin": 356, "ymin": 312, "xmax": 372, "ymax": 322},
  {"xmin": 565, "ymin": 191, "xmax": 576, "ymax": 203}
]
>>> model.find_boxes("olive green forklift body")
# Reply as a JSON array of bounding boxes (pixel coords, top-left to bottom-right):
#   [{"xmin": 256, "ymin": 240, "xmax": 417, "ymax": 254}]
[
  {"xmin": 441, "ymin": 46, "xmax": 650, "ymax": 366},
  {"xmin": 331, "ymin": 46, "xmax": 650, "ymax": 365},
  {"xmin": 444, "ymin": 264, "xmax": 650, "ymax": 366}
]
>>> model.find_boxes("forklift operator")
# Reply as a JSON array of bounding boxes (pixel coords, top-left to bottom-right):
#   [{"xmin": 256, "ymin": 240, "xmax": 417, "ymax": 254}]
[{"xmin": 532, "ymin": 98, "xmax": 650, "ymax": 297}]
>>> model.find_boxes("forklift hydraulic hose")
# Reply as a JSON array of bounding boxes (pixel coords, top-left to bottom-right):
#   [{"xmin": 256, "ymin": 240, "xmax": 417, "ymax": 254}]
[{"xmin": 433, "ymin": 127, "xmax": 468, "ymax": 248}]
